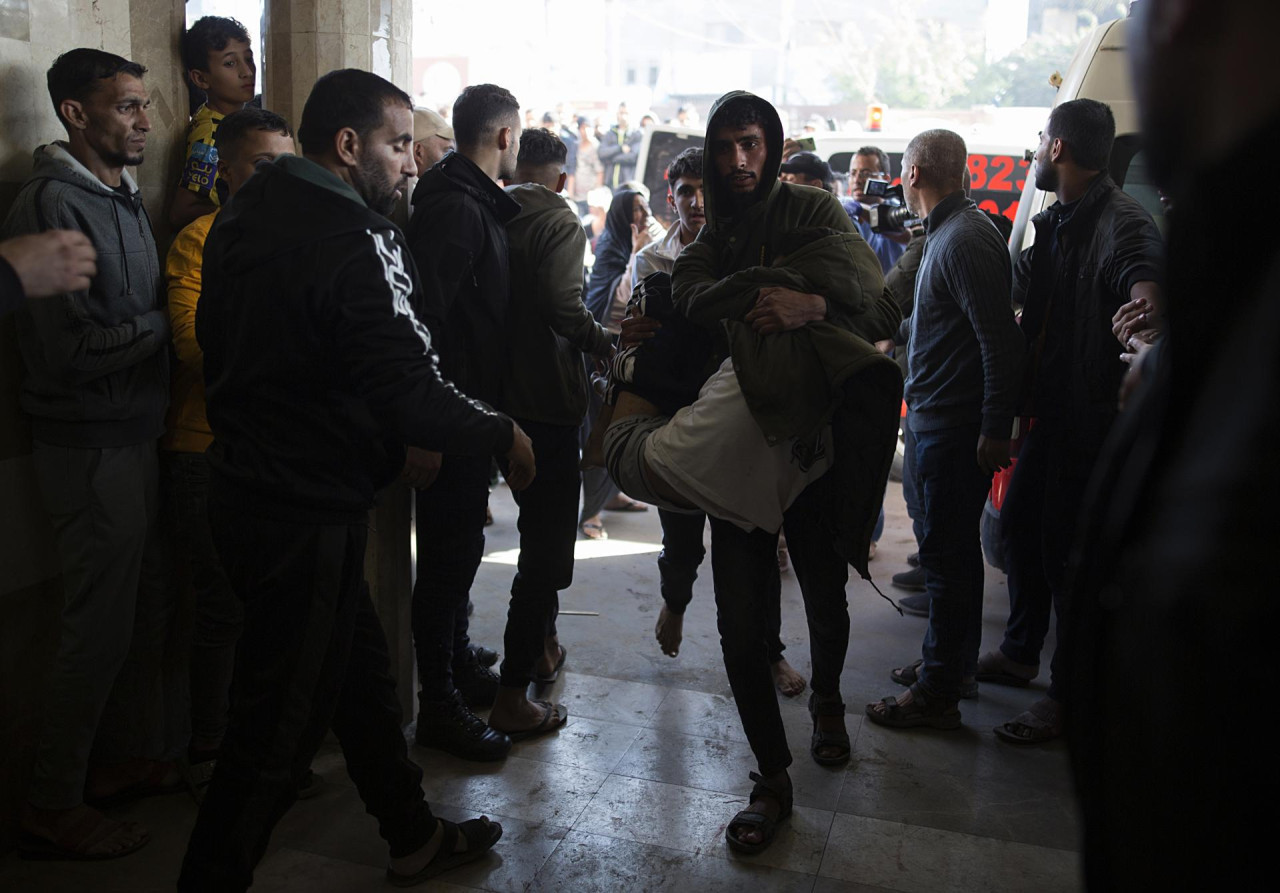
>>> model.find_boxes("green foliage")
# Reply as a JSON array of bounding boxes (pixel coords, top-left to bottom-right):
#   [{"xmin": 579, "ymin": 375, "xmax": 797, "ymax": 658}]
[{"xmin": 967, "ymin": 32, "xmax": 1081, "ymax": 108}]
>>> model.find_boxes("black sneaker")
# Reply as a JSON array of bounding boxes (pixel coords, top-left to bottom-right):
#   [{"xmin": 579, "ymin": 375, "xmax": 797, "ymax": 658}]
[
  {"xmin": 469, "ymin": 643, "xmax": 499, "ymax": 668},
  {"xmin": 898, "ymin": 592, "xmax": 930, "ymax": 617},
  {"xmin": 891, "ymin": 565, "xmax": 926, "ymax": 592},
  {"xmin": 454, "ymin": 656, "xmax": 501, "ymax": 710},
  {"xmin": 907, "ymin": 552, "xmax": 920, "ymax": 568},
  {"xmin": 415, "ymin": 692, "xmax": 511, "ymax": 761}
]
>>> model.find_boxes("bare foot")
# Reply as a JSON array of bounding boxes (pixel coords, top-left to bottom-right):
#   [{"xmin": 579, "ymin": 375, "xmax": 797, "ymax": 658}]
[
  {"xmin": 727, "ymin": 770, "xmax": 790, "ymax": 847},
  {"xmin": 770, "ymin": 659, "xmax": 806, "ymax": 696},
  {"xmin": 535, "ymin": 636, "xmax": 564, "ymax": 678},
  {"xmin": 388, "ymin": 816, "xmax": 493, "ymax": 875},
  {"xmin": 489, "ymin": 686, "xmax": 562, "ymax": 734},
  {"xmin": 655, "ymin": 605, "xmax": 683, "ymax": 657},
  {"xmin": 868, "ymin": 685, "xmax": 915, "ymax": 718},
  {"xmin": 21, "ymin": 803, "xmax": 150, "ymax": 858}
]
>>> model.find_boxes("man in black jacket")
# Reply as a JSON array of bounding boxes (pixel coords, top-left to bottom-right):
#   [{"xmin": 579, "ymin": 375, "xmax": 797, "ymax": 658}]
[
  {"xmin": 179, "ymin": 69, "xmax": 535, "ymax": 891},
  {"xmin": 598, "ymin": 102, "xmax": 643, "ymax": 190},
  {"xmin": 983, "ymin": 99, "xmax": 1163, "ymax": 746},
  {"xmin": 407, "ymin": 83, "xmax": 524, "ymax": 760}
]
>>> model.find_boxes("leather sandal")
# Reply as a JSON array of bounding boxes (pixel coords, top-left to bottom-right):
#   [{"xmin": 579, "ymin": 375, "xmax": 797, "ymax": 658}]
[
  {"xmin": 865, "ymin": 684, "xmax": 962, "ymax": 730},
  {"xmin": 386, "ymin": 817, "xmax": 503, "ymax": 887},
  {"xmin": 725, "ymin": 771, "xmax": 792, "ymax": 855},
  {"xmin": 808, "ymin": 691, "xmax": 851, "ymax": 765},
  {"xmin": 890, "ymin": 658, "xmax": 979, "ymax": 700}
]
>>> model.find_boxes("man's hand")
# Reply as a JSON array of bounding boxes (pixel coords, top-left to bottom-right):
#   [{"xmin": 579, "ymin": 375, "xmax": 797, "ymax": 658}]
[
  {"xmin": 620, "ymin": 144, "xmax": 632, "ymax": 154},
  {"xmin": 1112, "ymin": 282, "xmax": 1161, "ymax": 347},
  {"xmin": 874, "ymin": 339, "xmax": 895, "ymax": 355},
  {"xmin": 504, "ymin": 422, "xmax": 537, "ymax": 491},
  {"xmin": 0, "ymin": 230, "xmax": 97, "ymax": 298},
  {"xmin": 619, "ymin": 312, "xmax": 661, "ymax": 350},
  {"xmin": 401, "ymin": 447, "xmax": 442, "ymax": 489},
  {"xmin": 976, "ymin": 435, "xmax": 1013, "ymax": 475},
  {"xmin": 745, "ymin": 287, "xmax": 826, "ymax": 334}
]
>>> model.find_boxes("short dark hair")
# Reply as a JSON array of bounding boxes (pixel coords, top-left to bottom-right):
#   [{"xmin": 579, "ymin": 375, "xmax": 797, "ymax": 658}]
[
  {"xmin": 47, "ymin": 49, "xmax": 148, "ymax": 127},
  {"xmin": 452, "ymin": 84, "xmax": 520, "ymax": 149},
  {"xmin": 854, "ymin": 145, "xmax": 891, "ymax": 178},
  {"xmin": 666, "ymin": 147, "xmax": 703, "ymax": 186},
  {"xmin": 716, "ymin": 98, "xmax": 765, "ymax": 131},
  {"xmin": 216, "ymin": 107, "xmax": 292, "ymax": 163},
  {"xmin": 297, "ymin": 69, "xmax": 412, "ymax": 156},
  {"xmin": 903, "ymin": 129, "xmax": 967, "ymax": 190},
  {"xmin": 181, "ymin": 16, "xmax": 250, "ymax": 73},
  {"xmin": 517, "ymin": 127, "xmax": 567, "ymax": 168},
  {"xmin": 1047, "ymin": 98, "xmax": 1115, "ymax": 172}
]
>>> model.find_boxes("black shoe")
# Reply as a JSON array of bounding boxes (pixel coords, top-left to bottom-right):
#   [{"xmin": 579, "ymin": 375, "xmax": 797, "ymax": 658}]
[
  {"xmin": 907, "ymin": 552, "xmax": 920, "ymax": 568},
  {"xmin": 898, "ymin": 592, "xmax": 930, "ymax": 617},
  {"xmin": 469, "ymin": 643, "xmax": 499, "ymax": 668},
  {"xmin": 415, "ymin": 692, "xmax": 511, "ymax": 761},
  {"xmin": 454, "ymin": 658, "xmax": 501, "ymax": 710},
  {"xmin": 891, "ymin": 565, "xmax": 926, "ymax": 592}
]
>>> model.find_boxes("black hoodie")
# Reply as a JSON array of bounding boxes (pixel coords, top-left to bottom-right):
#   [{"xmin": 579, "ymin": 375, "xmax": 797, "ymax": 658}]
[
  {"xmin": 407, "ymin": 151, "xmax": 521, "ymax": 409},
  {"xmin": 197, "ymin": 155, "xmax": 514, "ymax": 522}
]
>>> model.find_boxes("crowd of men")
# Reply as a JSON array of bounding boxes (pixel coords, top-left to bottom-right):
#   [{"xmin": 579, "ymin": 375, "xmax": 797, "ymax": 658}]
[{"xmin": 0, "ymin": 0, "xmax": 1273, "ymax": 886}]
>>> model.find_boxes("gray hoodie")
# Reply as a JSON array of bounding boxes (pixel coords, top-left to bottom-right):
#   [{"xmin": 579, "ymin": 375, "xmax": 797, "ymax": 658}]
[
  {"xmin": 501, "ymin": 183, "xmax": 611, "ymax": 426},
  {"xmin": 1, "ymin": 143, "xmax": 169, "ymax": 447}
]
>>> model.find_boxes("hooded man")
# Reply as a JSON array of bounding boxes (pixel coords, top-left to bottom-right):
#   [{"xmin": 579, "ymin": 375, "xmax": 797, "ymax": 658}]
[{"xmin": 612, "ymin": 90, "xmax": 902, "ymax": 855}]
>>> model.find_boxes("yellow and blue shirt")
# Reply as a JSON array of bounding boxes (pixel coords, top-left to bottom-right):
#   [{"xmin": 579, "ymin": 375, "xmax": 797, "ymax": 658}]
[{"xmin": 178, "ymin": 104, "xmax": 224, "ymax": 206}]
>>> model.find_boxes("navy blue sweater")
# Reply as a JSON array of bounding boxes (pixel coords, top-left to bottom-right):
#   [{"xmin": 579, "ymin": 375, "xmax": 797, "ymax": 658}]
[{"xmin": 903, "ymin": 192, "xmax": 1024, "ymax": 438}]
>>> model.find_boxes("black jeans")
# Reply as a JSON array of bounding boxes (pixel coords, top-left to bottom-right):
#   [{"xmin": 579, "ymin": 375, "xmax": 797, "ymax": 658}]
[
  {"xmin": 163, "ymin": 451, "xmax": 242, "ymax": 752},
  {"xmin": 412, "ymin": 453, "xmax": 491, "ymax": 703},
  {"xmin": 709, "ymin": 472, "xmax": 853, "ymax": 778},
  {"xmin": 500, "ymin": 420, "xmax": 581, "ymax": 686},
  {"xmin": 658, "ymin": 508, "xmax": 786, "ymax": 663},
  {"xmin": 179, "ymin": 507, "xmax": 433, "ymax": 892},
  {"xmin": 998, "ymin": 421, "xmax": 1093, "ymax": 702}
]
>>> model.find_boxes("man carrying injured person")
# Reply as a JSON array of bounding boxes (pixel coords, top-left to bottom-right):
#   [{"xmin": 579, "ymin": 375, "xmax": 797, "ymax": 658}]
[{"xmin": 603, "ymin": 90, "xmax": 903, "ymax": 855}]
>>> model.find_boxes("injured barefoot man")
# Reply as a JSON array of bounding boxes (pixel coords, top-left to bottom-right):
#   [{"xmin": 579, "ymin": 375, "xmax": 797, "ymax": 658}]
[{"xmin": 598, "ymin": 90, "xmax": 904, "ymax": 856}]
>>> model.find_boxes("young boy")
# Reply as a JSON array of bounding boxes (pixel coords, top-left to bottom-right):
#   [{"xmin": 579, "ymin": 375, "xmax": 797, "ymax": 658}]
[{"xmin": 170, "ymin": 16, "xmax": 257, "ymax": 229}]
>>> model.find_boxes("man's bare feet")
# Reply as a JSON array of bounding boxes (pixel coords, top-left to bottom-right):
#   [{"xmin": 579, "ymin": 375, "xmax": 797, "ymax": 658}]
[
  {"xmin": 488, "ymin": 686, "xmax": 567, "ymax": 739},
  {"xmin": 655, "ymin": 604, "xmax": 683, "ymax": 657},
  {"xmin": 20, "ymin": 802, "xmax": 150, "ymax": 859},
  {"xmin": 534, "ymin": 635, "xmax": 565, "ymax": 680},
  {"xmin": 726, "ymin": 769, "xmax": 792, "ymax": 849},
  {"xmin": 770, "ymin": 659, "xmax": 806, "ymax": 696}
]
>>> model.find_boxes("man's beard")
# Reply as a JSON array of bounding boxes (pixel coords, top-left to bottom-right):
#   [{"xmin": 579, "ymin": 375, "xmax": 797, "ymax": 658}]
[
  {"xmin": 100, "ymin": 146, "xmax": 144, "ymax": 168},
  {"xmin": 353, "ymin": 151, "xmax": 401, "ymax": 216},
  {"xmin": 717, "ymin": 173, "xmax": 761, "ymax": 216},
  {"xmin": 1034, "ymin": 161, "xmax": 1059, "ymax": 194}
]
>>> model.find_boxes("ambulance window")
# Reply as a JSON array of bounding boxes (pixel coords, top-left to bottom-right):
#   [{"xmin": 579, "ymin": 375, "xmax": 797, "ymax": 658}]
[{"xmin": 1110, "ymin": 136, "xmax": 1169, "ymax": 237}]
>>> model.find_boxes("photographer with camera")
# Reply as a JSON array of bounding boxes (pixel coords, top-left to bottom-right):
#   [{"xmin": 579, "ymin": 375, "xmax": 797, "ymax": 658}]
[{"xmin": 841, "ymin": 146, "xmax": 910, "ymax": 273}]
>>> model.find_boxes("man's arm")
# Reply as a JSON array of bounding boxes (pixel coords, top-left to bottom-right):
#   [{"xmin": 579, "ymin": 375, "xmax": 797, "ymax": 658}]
[
  {"xmin": 535, "ymin": 219, "xmax": 611, "ymax": 357},
  {"xmin": 597, "ymin": 131, "xmax": 622, "ymax": 166},
  {"xmin": 165, "ymin": 219, "xmax": 211, "ymax": 372},
  {"xmin": 944, "ymin": 234, "xmax": 1024, "ymax": 442},
  {"xmin": 335, "ymin": 230, "xmax": 521, "ymax": 462},
  {"xmin": 1104, "ymin": 203, "xmax": 1165, "ymax": 344}
]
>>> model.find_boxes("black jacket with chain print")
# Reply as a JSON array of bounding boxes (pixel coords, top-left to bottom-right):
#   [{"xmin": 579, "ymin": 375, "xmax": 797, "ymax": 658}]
[{"xmin": 197, "ymin": 154, "xmax": 514, "ymax": 522}]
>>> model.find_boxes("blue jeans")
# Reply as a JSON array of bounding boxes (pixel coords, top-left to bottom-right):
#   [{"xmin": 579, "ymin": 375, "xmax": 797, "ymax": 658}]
[
  {"xmin": 901, "ymin": 420, "xmax": 925, "ymax": 547},
  {"xmin": 913, "ymin": 423, "xmax": 990, "ymax": 700}
]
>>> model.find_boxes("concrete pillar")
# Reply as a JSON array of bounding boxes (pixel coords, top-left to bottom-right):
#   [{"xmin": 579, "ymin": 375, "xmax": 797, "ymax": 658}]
[
  {"xmin": 261, "ymin": 0, "xmax": 418, "ymax": 719},
  {"xmin": 263, "ymin": 0, "xmax": 413, "ymax": 142}
]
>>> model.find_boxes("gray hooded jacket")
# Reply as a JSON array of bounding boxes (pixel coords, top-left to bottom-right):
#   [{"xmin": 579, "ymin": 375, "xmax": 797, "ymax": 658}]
[{"xmin": 1, "ymin": 143, "xmax": 169, "ymax": 447}]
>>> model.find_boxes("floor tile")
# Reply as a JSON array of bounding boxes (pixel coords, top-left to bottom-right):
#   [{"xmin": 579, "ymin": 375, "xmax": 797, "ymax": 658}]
[
  {"xmin": 509, "ymin": 714, "xmax": 644, "ymax": 775},
  {"xmin": 428, "ymin": 803, "xmax": 568, "ymax": 893},
  {"xmin": 413, "ymin": 750, "xmax": 608, "ymax": 828},
  {"xmin": 837, "ymin": 759, "xmax": 1080, "ymax": 851},
  {"xmin": 573, "ymin": 774, "xmax": 834, "ymax": 876},
  {"xmin": 529, "ymin": 829, "xmax": 817, "ymax": 893},
  {"xmin": 539, "ymin": 670, "xmax": 670, "ymax": 728},
  {"xmin": 818, "ymin": 813, "xmax": 1082, "ymax": 892},
  {"xmin": 613, "ymin": 725, "xmax": 848, "ymax": 812},
  {"xmin": 253, "ymin": 846, "xmax": 481, "ymax": 892}
]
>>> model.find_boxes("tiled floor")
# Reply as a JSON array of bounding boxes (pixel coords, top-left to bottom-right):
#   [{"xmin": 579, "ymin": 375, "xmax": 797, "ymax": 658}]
[{"xmin": 0, "ymin": 485, "xmax": 1082, "ymax": 891}]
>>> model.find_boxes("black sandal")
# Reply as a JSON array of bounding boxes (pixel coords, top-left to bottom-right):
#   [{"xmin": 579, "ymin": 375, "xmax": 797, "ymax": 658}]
[
  {"xmin": 386, "ymin": 817, "xmax": 503, "ymax": 887},
  {"xmin": 808, "ymin": 692, "xmax": 851, "ymax": 766},
  {"xmin": 725, "ymin": 771, "xmax": 793, "ymax": 855}
]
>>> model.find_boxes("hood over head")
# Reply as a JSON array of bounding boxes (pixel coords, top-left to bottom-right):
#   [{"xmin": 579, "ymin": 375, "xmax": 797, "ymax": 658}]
[
  {"xmin": 701, "ymin": 91, "xmax": 785, "ymax": 232},
  {"xmin": 604, "ymin": 189, "xmax": 642, "ymax": 244}
]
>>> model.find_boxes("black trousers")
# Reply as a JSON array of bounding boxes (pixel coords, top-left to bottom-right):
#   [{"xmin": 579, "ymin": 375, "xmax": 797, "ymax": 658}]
[
  {"xmin": 709, "ymin": 473, "xmax": 852, "ymax": 777},
  {"xmin": 412, "ymin": 453, "xmax": 491, "ymax": 702},
  {"xmin": 500, "ymin": 420, "xmax": 581, "ymax": 686},
  {"xmin": 179, "ymin": 506, "xmax": 433, "ymax": 892},
  {"xmin": 658, "ymin": 508, "xmax": 787, "ymax": 663}
]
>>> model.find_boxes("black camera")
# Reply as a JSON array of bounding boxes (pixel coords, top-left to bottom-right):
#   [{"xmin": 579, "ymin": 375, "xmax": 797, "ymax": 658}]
[{"xmin": 864, "ymin": 179, "xmax": 918, "ymax": 233}]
